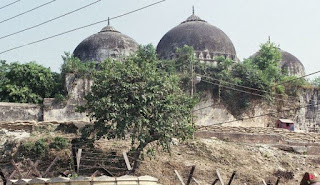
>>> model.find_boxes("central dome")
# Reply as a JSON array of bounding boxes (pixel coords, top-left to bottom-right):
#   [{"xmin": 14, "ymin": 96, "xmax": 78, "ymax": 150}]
[
  {"xmin": 73, "ymin": 22, "xmax": 139, "ymax": 62},
  {"xmin": 156, "ymin": 11, "xmax": 237, "ymax": 61}
]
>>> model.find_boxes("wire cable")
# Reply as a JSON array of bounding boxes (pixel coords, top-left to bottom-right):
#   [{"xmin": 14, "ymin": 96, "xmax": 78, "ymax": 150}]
[
  {"xmin": 201, "ymin": 79, "xmax": 294, "ymax": 103},
  {"xmin": 0, "ymin": 0, "xmax": 102, "ymax": 40},
  {"xmin": 0, "ymin": 0, "xmax": 165, "ymax": 55},
  {"xmin": 0, "ymin": 0, "xmax": 57, "ymax": 24},
  {"xmin": 273, "ymin": 70, "xmax": 320, "ymax": 87},
  {"xmin": 0, "ymin": 0, "xmax": 21, "ymax": 11},
  {"xmin": 199, "ymin": 74, "xmax": 299, "ymax": 100}
]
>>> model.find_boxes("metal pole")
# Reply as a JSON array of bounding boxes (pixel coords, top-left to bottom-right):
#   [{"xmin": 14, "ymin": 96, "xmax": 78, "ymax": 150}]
[
  {"xmin": 227, "ymin": 171, "xmax": 236, "ymax": 185},
  {"xmin": 186, "ymin": 165, "xmax": 196, "ymax": 185}
]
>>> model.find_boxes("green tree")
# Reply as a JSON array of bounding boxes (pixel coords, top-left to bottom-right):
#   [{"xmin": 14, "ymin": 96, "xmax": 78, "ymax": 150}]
[
  {"xmin": 78, "ymin": 45, "xmax": 197, "ymax": 171},
  {"xmin": 60, "ymin": 52, "xmax": 96, "ymax": 79},
  {"xmin": 0, "ymin": 61, "xmax": 63, "ymax": 104},
  {"xmin": 252, "ymin": 41, "xmax": 281, "ymax": 71},
  {"xmin": 312, "ymin": 76, "xmax": 320, "ymax": 87}
]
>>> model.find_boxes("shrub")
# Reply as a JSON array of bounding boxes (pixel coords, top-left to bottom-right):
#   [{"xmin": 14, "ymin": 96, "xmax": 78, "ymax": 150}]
[
  {"xmin": 49, "ymin": 137, "xmax": 69, "ymax": 150},
  {"xmin": 20, "ymin": 138, "xmax": 49, "ymax": 158}
]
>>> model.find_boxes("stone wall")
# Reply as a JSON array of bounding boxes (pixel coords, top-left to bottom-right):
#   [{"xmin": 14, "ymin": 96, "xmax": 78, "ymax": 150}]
[
  {"xmin": 1, "ymin": 74, "xmax": 320, "ymax": 132},
  {"xmin": 43, "ymin": 74, "xmax": 91, "ymax": 122},
  {"xmin": 4, "ymin": 175, "xmax": 160, "ymax": 185},
  {"xmin": 194, "ymin": 88, "xmax": 320, "ymax": 132},
  {"xmin": 0, "ymin": 102, "xmax": 41, "ymax": 122},
  {"xmin": 193, "ymin": 89, "xmax": 275, "ymax": 128}
]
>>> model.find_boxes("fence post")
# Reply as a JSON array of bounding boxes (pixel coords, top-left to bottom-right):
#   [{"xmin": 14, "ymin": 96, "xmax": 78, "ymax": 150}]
[
  {"xmin": 192, "ymin": 177, "xmax": 200, "ymax": 185},
  {"xmin": 10, "ymin": 160, "xmax": 22, "ymax": 179},
  {"xmin": 216, "ymin": 169, "xmax": 225, "ymax": 185},
  {"xmin": 0, "ymin": 169, "xmax": 6, "ymax": 185},
  {"xmin": 275, "ymin": 177, "xmax": 280, "ymax": 185},
  {"xmin": 262, "ymin": 179, "xmax": 267, "ymax": 185},
  {"xmin": 26, "ymin": 159, "xmax": 41, "ymax": 178},
  {"xmin": 212, "ymin": 179, "xmax": 219, "ymax": 185},
  {"xmin": 227, "ymin": 171, "xmax": 236, "ymax": 185},
  {"xmin": 42, "ymin": 157, "xmax": 59, "ymax": 177},
  {"xmin": 186, "ymin": 165, "xmax": 196, "ymax": 185},
  {"xmin": 123, "ymin": 152, "xmax": 132, "ymax": 171},
  {"xmin": 76, "ymin": 149, "xmax": 82, "ymax": 174},
  {"xmin": 174, "ymin": 170, "xmax": 185, "ymax": 185}
]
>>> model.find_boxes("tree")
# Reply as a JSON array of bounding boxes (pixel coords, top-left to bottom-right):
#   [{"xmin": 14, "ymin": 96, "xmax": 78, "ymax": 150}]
[
  {"xmin": 60, "ymin": 52, "xmax": 96, "ymax": 78},
  {"xmin": 312, "ymin": 76, "xmax": 320, "ymax": 87},
  {"xmin": 0, "ymin": 61, "xmax": 63, "ymax": 104},
  {"xmin": 78, "ymin": 45, "xmax": 197, "ymax": 171}
]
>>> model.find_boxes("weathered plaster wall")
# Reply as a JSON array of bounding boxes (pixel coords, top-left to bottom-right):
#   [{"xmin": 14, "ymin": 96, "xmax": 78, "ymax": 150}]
[
  {"xmin": 43, "ymin": 73, "xmax": 91, "ymax": 122},
  {"xmin": 194, "ymin": 88, "xmax": 320, "ymax": 131},
  {"xmin": 193, "ymin": 90, "xmax": 273, "ymax": 128},
  {"xmin": 294, "ymin": 88, "xmax": 320, "ymax": 131},
  {"xmin": 1, "ymin": 74, "xmax": 320, "ymax": 132},
  {"xmin": 0, "ymin": 102, "xmax": 41, "ymax": 122}
]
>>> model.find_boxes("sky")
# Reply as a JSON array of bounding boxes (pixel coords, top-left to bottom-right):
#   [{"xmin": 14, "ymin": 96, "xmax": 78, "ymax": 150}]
[{"xmin": 0, "ymin": 0, "xmax": 319, "ymax": 78}]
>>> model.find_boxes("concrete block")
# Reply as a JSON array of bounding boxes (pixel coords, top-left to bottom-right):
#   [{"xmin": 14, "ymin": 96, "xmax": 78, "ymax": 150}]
[
  {"xmin": 47, "ymin": 177, "xmax": 70, "ymax": 185},
  {"xmin": 117, "ymin": 175, "xmax": 138, "ymax": 185},
  {"xmin": 7, "ymin": 179, "xmax": 18, "ymax": 185},
  {"xmin": 138, "ymin": 176, "xmax": 159, "ymax": 185},
  {"xmin": 92, "ymin": 175, "xmax": 116, "ymax": 185},
  {"xmin": 70, "ymin": 176, "xmax": 92, "ymax": 185},
  {"xmin": 13, "ymin": 179, "xmax": 31, "ymax": 185},
  {"xmin": 28, "ymin": 178, "xmax": 50, "ymax": 185}
]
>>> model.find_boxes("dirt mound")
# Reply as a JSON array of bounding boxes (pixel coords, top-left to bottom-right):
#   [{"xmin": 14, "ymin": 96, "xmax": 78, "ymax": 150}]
[{"xmin": 136, "ymin": 138, "xmax": 320, "ymax": 184}]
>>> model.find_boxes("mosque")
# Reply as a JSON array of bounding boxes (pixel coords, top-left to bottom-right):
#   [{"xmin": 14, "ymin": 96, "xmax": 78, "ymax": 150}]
[{"xmin": 73, "ymin": 8, "xmax": 306, "ymax": 77}]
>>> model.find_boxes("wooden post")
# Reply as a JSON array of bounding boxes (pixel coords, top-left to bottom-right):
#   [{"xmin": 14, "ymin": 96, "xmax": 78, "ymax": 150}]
[
  {"xmin": 10, "ymin": 160, "xmax": 22, "ymax": 179},
  {"xmin": 96, "ymin": 164, "xmax": 114, "ymax": 177},
  {"xmin": 275, "ymin": 177, "xmax": 280, "ymax": 185},
  {"xmin": 216, "ymin": 169, "xmax": 225, "ymax": 185},
  {"xmin": 192, "ymin": 177, "xmax": 200, "ymax": 185},
  {"xmin": 0, "ymin": 168, "xmax": 7, "ymax": 185},
  {"xmin": 227, "ymin": 171, "xmax": 236, "ymax": 185},
  {"xmin": 76, "ymin": 149, "xmax": 82, "ymax": 174},
  {"xmin": 212, "ymin": 179, "xmax": 219, "ymax": 185},
  {"xmin": 123, "ymin": 152, "xmax": 132, "ymax": 171},
  {"xmin": 42, "ymin": 157, "xmax": 59, "ymax": 177},
  {"xmin": 26, "ymin": 159, "xmax": 41, "ymax": 178},
  {"xmin": 186, "ymin": 165, "xmax": 196, "ymax": 185},
  {"xmin": 91, "ymin": 170, "xmax": 101, "ymax": 178},
  {"xmin": 174, "ymin": 170, "xmax": 185, "ymax": 185},
  {"xmin": 262, "ymin": 179, "xmax": 267, "ymax": 185}
]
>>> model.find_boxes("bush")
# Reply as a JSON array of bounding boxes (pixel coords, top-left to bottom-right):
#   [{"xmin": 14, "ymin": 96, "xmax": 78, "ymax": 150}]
[
  {"xmin": 49, "ymin": 137, "xmax": 69, "ymax": 150},
  {"xmin": 0, "ymin": 61, "xmax": 64, "ymax": 104},
  {"xmin": 20, "ymin": 138, "xmax": 49, "ymax": 158}
]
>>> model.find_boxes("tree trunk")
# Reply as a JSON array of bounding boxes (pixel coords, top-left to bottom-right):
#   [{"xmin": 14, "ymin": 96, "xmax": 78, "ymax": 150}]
[{"xmin": 130, "ymin": 142, "xmax": 148, "ymax": 173}]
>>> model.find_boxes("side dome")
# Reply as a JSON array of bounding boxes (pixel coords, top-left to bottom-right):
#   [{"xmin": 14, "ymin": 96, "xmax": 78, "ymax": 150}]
[
  {"xmin": 156, "ymin": 11, "xmax": 237, "ymax": 62},
  {"xmin": 251, "ymin": 48, "xmax": 306, "ymax": 77},
  {"xmin": 280, "ymin": 50, "xmax": 305, "ymax": 77},
  {"xmin": 73, "ymin": 22, "xmax": 139, "ymax": 62}
]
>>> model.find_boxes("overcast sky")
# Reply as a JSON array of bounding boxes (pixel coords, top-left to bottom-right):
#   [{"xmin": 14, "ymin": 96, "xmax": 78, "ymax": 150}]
[{"xmin": 0, "ymin": 0, "xmax": 319, "ymax": 78}]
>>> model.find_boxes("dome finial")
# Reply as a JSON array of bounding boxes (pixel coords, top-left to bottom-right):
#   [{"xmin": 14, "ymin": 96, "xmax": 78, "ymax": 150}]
[
  {"xmin": 268, "ymin": 36, "xmax": 271, "ymax": 43},
  {"xmin": 192, "ymin": 6, "xmax": 195, "ymax": 15},
  {"xmin": 108, "ymin": 17, "xmax": 110, "ymax": 26}
]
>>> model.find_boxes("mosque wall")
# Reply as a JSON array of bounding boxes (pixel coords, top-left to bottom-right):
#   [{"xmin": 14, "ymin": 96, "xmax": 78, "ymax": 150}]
[
  {"xmin": 43, "ymin": 73, "xmax": 91, "ymax": 122},
  {"xmin": 194, "ymin": 88, "xmax": 320, "ymax": 132},
  {"xmin": 0, "ymin": 102, "xmax": 42, "ymax": 122},
  {"xmin": 0, "ymin": 75, "xmax": 320, "ymax": 132}
]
